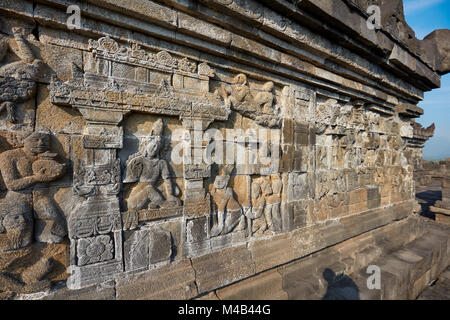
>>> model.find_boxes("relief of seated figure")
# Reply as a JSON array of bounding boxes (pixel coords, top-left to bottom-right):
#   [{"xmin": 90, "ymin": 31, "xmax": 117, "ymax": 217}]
[{"xmin": 123, "ymin": 119, "xmax": 181, "ymax": 230}]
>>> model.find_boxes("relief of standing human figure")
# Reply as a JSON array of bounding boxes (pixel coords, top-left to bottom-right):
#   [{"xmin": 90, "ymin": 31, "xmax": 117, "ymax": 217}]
[
  {"xmin": 0, "ymin": 129, "xmax": 66, "ymax": 294},
  {"xmin": 267, "ymin": 175, "xmax": 283, "ymax": 232},
  {"xmin": 243, "ymin": 181, "xmax": 268, "ymax": 236},
  {"xmin": 260, "ymin": 175, "xmax": 283, "ymax": 232},
  {"xmin": 210, "ymin": 166, "xmax": 246, "ymax": 237},
  {"xmin": 0, "ymin": 129, "xmax": 67, "ymax": 248}
]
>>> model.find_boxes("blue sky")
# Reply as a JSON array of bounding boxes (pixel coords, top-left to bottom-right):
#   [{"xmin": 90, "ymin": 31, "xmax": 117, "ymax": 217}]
[{"xmin": 403, "ymin": 0, "xmax": 450, "ymax": 160}]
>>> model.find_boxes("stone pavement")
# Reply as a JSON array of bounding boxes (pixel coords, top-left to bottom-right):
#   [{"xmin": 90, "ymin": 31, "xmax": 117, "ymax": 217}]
[{"xmin": 418, "ymin": 267, "xmax": 450, "ymax": 300}]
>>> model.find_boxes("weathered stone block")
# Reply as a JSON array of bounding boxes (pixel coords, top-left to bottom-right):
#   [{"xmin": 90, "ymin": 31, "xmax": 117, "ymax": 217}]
[
  {"xmin": 124, "ymin": 229, "xmax": 150, "ymax": 272},
  {"xmin": 178, "ymin": 12, "xmax": 231, "ymax": 45},
  {"xmin": 191, "ymin": 245, "xmax": 255, "ymax": 293},
  {"xmin": 285, "ymin": 201, "xmax": 308, "ymax": 230},
  {"xmin": 185, "ymin": 216, "xmax": 209, "ymax": 244},
  {"xmin": 42, "ymin": 281, "xmax": 116, "ymax": 300},
  {"xmin": 149, "ymin": 228, "xmax": 172, "ymax": 264},
  {"xmin": 249, "ymin": 233, "xmax": 294, "ymax": 273},
  {"xmin": 294, "ymin": 122, "xmax": 309, "ymax": 146},
  {"xmin": 216, "ymin": 270, "xmax": 287, "ymax": 300},
  {"xmin": 116, "ymin": 259, "xmax": 197, "ymax": 300}
]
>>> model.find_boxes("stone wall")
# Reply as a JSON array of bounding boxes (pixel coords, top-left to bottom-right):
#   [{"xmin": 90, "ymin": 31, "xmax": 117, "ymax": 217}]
[
  {"xmin": 416, "ymin": 159, "xmax": 449, "ymax": 187},
  {"xmin": 425, "ymin": 159, "xmax": 450, "ymax": 226},
  {"xmin": 0, "ymin": 0, "xmax": 449, "ymax": 299}
]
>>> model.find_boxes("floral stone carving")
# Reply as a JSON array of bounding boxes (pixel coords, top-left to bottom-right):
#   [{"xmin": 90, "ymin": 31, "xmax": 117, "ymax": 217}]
[{"xmin": 77, "ymin": 235, "xmax": 114, "ymax": 266}]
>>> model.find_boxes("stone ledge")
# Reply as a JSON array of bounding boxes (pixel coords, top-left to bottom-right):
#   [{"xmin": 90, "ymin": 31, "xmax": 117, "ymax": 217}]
[
  {"xmin": 0, "ymin": 0, "xmax": 431, "ymax": 102},
  {"xmin": 430, "ymin": 206, "xmax": 450, "ymax": 216},
  {"xmin": 114, "ymin": 259, "xmax": 198, "ymax": 300},
  {"xmin": 197, "ymin": 216, "xmax": 450, "ymax": 300},
  {"xmin": 39, "ymin": 281, "xmax": 116, "ymax": 300},
  {"xmin": 418, "ymin": 266, "xmax": 450, "ymax": 300},
  {"xmin": 190, "ymin": 200, "xmax": 414, "ymax": 295},
  {"xmin": 29, "ymin": 201, "xmax": 416, "ymax": 300}
]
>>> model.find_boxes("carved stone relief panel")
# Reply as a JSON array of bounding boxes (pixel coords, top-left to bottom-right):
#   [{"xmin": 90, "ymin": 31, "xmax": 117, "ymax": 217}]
[
  {"xmin": 48, "ymin": 35, "xmax": 238, "ymax": 288},
  {"xmin": 122, "ymin": 118, "xmax": 182, "ymax": 229},
  {"xmin": 0, "ymin": 0, "xmax": 441, "ymax": 300},
  {"xmin": 0, "ymin": 28, "xmax": 43, "ymax": 126},
  {"xmin": 0, "ymin": 26, "xmax": 420, "ymax": 294},
  {"xmin": 0, "ymin": 129, "xmax": 68, "ymax": 295},
  {"xmin": 279, "ymin": 84, "xmax": 315, "ymax": 123},
  {"xmin": 214, "ymin": 73, "xmax": 284, "ymax": 128}
]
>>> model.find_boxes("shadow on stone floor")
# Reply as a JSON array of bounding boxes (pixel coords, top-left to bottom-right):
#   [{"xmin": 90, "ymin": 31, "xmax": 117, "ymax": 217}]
[
  {"xmin": 416, "ymin": 188, "xmax": 442, "ymax": 220},
  {"xmin": 322, "ymin": 268, "xmax": 360, "ymax": 300}
]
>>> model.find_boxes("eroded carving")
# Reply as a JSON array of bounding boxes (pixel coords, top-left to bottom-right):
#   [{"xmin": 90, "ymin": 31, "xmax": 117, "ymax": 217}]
[
  {"xmin": 77, "ymin": 235, "xmax": 114, "ymax": 266},
  {"xmin": 0, "ymin": 130, "xmax": 67, "ymax": 247},
  {"xmin": 210, "ymin": 166, "xmax": 246, "ymax": 237},
  {"xmin": 264, "ymin": 175, "xmax": 283, "ymax": 232},
  {"xmin": 73, "ymin": 159, "xmax": 121, "ymax": 198},
  {"xmin": 215, "ymin": 73, "xmax": 281, "ymax": 127},
  {"xmin": 0, "ymin": 28, "xmax": 43, "ymax": 123},
  {"xmin": 50, "ymin": 36, "xmax": 230, "ymax": 123},
  {"xmin": 244, "ymin": 175, "xmax": 283, "ymax": 235},
  {"xmin": 0, "ymin": 0, "xmax": 444, "ymax": 300},
  {"xmin": 0, "ymin": 129, "xmax": 66, "ymax": 294},
  {"xmin": 244, "ymin": 180, "xmax": 268, "ymax": 236}
]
